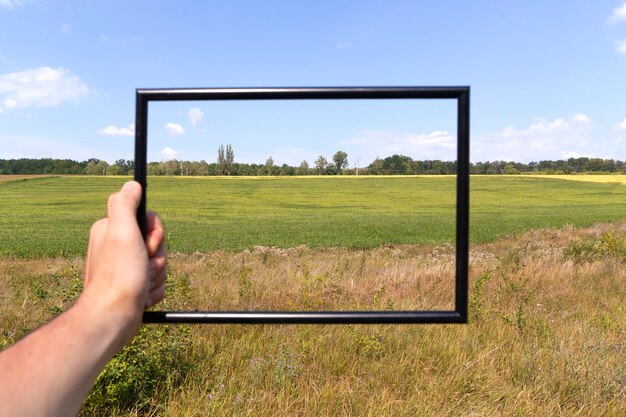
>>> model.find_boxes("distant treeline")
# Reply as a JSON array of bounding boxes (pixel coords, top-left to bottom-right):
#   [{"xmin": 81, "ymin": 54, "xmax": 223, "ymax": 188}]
[{"xmin": 0, "ymin": 155, "xmax": 624, "ymax": 176}]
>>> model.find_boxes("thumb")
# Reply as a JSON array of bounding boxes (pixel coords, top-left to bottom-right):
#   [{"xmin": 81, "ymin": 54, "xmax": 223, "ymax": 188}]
[{"xmin": 107, "ymin": 181, "xmax": 142, "ymax": 230}]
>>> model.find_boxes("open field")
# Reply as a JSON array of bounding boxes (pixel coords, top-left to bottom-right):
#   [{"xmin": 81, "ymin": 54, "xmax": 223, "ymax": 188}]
[
  {"xmin": 1, "ymin": 223, "xmax": 624, "ymax": 416},
  {"xmin": 0, "ymin": 175, "xmax": 625, "ymax": 257},
  {"xmin": 0, "ymin": 175, "xmax": 625, "ymax": 415}
]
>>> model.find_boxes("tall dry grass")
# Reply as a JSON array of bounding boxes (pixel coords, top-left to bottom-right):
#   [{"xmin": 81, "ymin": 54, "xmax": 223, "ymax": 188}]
[{"xmin": 0, "ymin": 223, "xmax": 624, "ymax": 416}]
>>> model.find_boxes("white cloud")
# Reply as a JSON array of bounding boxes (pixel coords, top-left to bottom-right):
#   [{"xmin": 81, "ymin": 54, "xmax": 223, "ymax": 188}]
[
  {"xmin": 572, "ymin": 112, "xmax": 591, "ymax": 123},
  {"xmin": 0, "ymin": 67, "xmax": 88, "ymax": 112},
  {"xmin": 60, "ymin": 24, "xmax": 72, "ymax": 33},
  {"xmin": 617, "ymin": 40, "xmax": 626, "ymax": 54},
  {"xmin": 337, "ymin": 41, "xmax": 352, "ymax": 50},
  {"xmin": 340, "ymin": 130, "xmax": 456, "ymax": 163},
  {"xmin": 615, "ymin": 118, "xmax": 626, "ymax": 130},
  {"xmin": 99, "ymin": 123, "xmax": 135, "ymax": 137},
  {"xmin": 560, "ymin": 151, "xmax": 584, "ymax": 159},
  {"xmin": 188, "ymin": 107, "xmax": 204, "ymax": 127},
  {"xmin": 609, "ymin": 2, "xmax": 626, "ymax": 23},
  {"xmin": 165, "ymin": 122, "xmax": 184, "ymax": 135},
  {"xmin": 0, "ymin": 0, "xmax": 22, "ymax": 10},
  {"xmin": 473, "ymin": 114, "xmax": 594, "ymax": 162},
  {"xmin": 160, "ymin": 146, "xmax": 177, "ymax": 160}
]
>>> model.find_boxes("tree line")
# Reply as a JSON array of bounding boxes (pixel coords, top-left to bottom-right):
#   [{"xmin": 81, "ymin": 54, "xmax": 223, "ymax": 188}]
[{"xmin": 1, "ymin": 150, "xmax": 624, "ymax": 176}]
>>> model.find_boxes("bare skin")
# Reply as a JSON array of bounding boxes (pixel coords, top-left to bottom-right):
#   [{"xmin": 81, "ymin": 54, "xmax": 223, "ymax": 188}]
[{"xmin": 0, "ymin": 181, "xmax": 167, "ymax": 417}]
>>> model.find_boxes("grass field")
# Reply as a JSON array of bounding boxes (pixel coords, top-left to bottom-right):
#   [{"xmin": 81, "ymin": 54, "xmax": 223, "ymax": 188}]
[
  {"xmin": 0, "ymin": 175, "xmax": 625, "ymax": 416},
  {"xmin": 1, "ymin": 222, "xmax": 624, "ymax": 416},
  {"xmin": 0, "ymin": 175, "xmax": 625, "ymax": 257}
]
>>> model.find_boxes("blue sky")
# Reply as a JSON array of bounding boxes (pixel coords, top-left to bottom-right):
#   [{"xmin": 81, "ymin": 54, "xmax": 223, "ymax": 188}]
[{"xmin": 1, "ymin": 1, "xmax": 625, "ymax": 166}]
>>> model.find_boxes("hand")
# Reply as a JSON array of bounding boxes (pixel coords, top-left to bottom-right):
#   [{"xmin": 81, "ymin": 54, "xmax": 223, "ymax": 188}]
[{"xmin": 80, "ymin": 181, "xmax": 167, "ymax": 345}]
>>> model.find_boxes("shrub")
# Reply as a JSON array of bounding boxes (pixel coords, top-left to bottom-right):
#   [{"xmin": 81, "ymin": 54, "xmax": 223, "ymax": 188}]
[{"xmin": 82, "ymin": 324, "xmax": 192, "ymax": 415}]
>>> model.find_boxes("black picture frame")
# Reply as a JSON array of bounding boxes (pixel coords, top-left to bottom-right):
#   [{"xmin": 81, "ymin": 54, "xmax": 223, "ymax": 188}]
[{"xmin": 134, "ymin": 86, "xmax": 470, "ymax": 324}]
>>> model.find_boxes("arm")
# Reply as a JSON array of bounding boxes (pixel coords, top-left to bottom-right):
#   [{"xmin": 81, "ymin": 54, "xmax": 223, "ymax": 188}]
[{"xmin": 0, "ymin": 181, "xmax": 167, "ymax": 417}]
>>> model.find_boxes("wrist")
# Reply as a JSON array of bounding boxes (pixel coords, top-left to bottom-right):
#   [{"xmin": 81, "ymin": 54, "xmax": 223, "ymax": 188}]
[{"xmin": 73, "ymin": 290, "xmax": 142, "ymax": 354}]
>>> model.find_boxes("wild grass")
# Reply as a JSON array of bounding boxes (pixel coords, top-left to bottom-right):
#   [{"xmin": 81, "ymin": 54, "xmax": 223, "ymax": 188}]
[
  {"xmin": 1, "ymin": 223, "xmax": 624, "ymax": 416},
  {"xmin": 0, "ymin": 175, "xmax": 624, "ymax": 415},
  {"xmin": 0, "ymin": 175, "xmax": 625, "ymax": 256}
]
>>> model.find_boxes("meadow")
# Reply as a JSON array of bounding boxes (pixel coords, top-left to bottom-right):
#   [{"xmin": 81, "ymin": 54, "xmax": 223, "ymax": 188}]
[
  {"xmin": 0, "ymin": 175, "xmax": 625, "ymax": 256},
  {"xmin": 0, "ymin": 175, "xmax": 625, "ymax": 416}
]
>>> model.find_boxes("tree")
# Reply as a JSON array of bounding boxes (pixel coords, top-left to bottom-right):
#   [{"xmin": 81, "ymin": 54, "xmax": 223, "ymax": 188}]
[
  {"xmin": 113, "ymin": 159, "xmax": 128, "ymax": 175},
  {"xmin": 367, "ymin": 157, "xmax": 383, "ymax": 175},
  {"xmin": 225, "ymin": 144, "xmax": 235, "ymax": 175},
  {"xmin": 296, "ymin": 160, "xmax": 310, "ymax": 175},
  {"xmin": 381, "ymin": 154, "xmax": 412, "ymax": 175},
  {"xmin": 265, "ymin": 156, "xmax": 274, "ymax": 175},
  {"xmin": 332, "ymin": 151, "xmax": 348, "ymax": 174},
  {"xmin": 84, "ymin": 159, "xmax": 108, "ymax": 175},
  {"xmin": 217, "ymin": 145, "xmax": 226, "ymax": 175},
  {"xmin": 314, "ymin": 155, "xmax": 327, "ymax": 175}
]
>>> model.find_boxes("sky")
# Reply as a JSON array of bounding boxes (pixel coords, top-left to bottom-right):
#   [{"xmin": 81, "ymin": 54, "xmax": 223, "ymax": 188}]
[{"xmin": 1, "ymin": 0, "xmax": 625, "ymax": 166}]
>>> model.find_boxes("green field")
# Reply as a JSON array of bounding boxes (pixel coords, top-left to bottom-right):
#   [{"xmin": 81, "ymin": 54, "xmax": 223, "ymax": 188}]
[{"xmin": 0, "ymin": 175, "xmax": 625, "ymax": 257}]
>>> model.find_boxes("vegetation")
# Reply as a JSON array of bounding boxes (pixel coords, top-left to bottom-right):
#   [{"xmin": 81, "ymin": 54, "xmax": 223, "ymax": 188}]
[
  {"xmin": 0, "ymin": 175, "xmax": 624, "ymax": 415},
  {"xmin": 1, "ymin": 224, "xmax": 624, "ymax": 415},
  {"xmin": 1, "ymin": 175, "xmax": 625, "ymax": 257},
  {"xmin": 1, "ymin": 156, "xmax": 624, "ymax": 176}
]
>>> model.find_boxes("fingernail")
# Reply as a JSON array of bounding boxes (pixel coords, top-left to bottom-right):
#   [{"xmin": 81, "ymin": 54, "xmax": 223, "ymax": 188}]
[{"xmin": 122, "ymin": 181, "xmax": 137, "ymax": 192}]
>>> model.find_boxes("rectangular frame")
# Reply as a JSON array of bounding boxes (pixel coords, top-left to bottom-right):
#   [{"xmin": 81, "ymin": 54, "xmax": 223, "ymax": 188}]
[{"xmin": 135, "ymin": 86, "xmax": 470, "ymax": 324}]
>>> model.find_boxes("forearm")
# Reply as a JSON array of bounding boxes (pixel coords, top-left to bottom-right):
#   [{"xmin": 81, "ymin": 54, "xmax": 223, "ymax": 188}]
[{"xmin": 0, "ymin": 299, "xmax": 128, "ymax": 417}]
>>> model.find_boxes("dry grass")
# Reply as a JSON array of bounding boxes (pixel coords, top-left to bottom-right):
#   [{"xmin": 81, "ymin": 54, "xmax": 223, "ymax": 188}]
[
  {"xmin": 0, "ymin": 223, "xmax": 624, "ymax": 416},
  {"xmin": 166, "ymin": 242, "xmax": 457, "ymax": 312},
  {"xmin": 528, "ymin": 174, "xmax": 626, "ymax": 185}
]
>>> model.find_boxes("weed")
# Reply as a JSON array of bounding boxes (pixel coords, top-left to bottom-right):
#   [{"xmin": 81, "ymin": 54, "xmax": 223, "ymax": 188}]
[
  {"xmin": 564, "ymin": 238, "xmax": 603, "ymax": 264},
  {"xmin": 348, "ymin": 325, "xmax": 385, "ymax": 357},
  {"xmin": 600, "ymin": 232, "xmax": 626, "ymax": 262},
  {"xmin": 238, "ymin": 262, "xmax": 254, "ymax": 304},
  {"xmin": 469, "ymin": 271, "xmax": 492, "ymax": 320},
  {"xmin": 82, "ymin": 325, "xmax": 192, "ymax": 415},
  {"xmin": 246, "ymin": 346, "xmax": 303, "ymax": 387}
]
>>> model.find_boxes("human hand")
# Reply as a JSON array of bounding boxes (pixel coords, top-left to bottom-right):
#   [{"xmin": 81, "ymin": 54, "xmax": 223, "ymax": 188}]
[{"xmin": 80, "ymin": 181, "xmax": 167, "ymax": 346}]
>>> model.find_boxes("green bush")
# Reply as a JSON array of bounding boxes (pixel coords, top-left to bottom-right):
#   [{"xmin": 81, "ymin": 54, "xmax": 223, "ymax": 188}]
[
  {"xmin": 564, "ymin": 232, "xmax": 626, "ymax": 265},
  {"xmin": 82, "ymin": 324, "xmax": 192, "ymax": 415}
]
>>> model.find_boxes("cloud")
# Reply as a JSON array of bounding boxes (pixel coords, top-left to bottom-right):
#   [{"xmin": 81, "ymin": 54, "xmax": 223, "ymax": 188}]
[
  {"xmin": 341, "ymin": 130, "xmax": 457, "ymax": 163},
  {"xmin": 0, "ymin": 0, "xmax": 22, "ymax": 10},
  {"xmin": 99, "ymin": 123, "xmax": 135, "ymax": 137},
  {"xmin": 0, "ymin": 67, "xmax": 88, "ymax": 111},
  {"xmin": 609, "ymin": 2, "xmax": 626, "ymax": 23},
  {"xmin": 337, "ymin": 41, "xmax": 352, "ymax": 50},
  {"xmin": 60, "ymin": 24, "xmax": 72, "ymax": 33},
  {"xmin": 572, "ymin": 112, "xmax": 591, "ymax": 123},
  {"xmin": 473, "ymin": 113, "xmax": 594, "ymax": 162},
  {"xmin": 165, "ymin": 122, "xmax": 184, "ymax": 135},
  {"xmin": 188, "ymin": 107, "xmax": 204, "ymax": 127},
  {"xmin": 160, "ymin": 146, "xmax": 177, "ymax": 160},
  {"xmin": 615, "ymin": 118, "xmax": 626, "ymax": 130},
  {"xmin": 617, "ymin": 40, "xmax": 626, "ymax": 54},
  {"xmin": 560, "ymin": 151, "xmax": 584, "ymax": 159}
]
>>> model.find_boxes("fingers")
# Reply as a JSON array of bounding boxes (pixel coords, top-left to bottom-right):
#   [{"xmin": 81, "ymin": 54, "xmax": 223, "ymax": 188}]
[
  {"xmin": 107, "ymin": 181, "xmax": 142, "ymax": 231},
  {"xmin": 147, "ymin": 258, "xmax": 167, "ymax": 307},
  {"xmin": 146, "ymin": 283, "xmax": 165, "ymax": 308},
  {"xmin": 84, "ymin": 218, "xmax": 108, "ymax": 286},
  {"xmin": 146, "ymin": 231, "xmax": 167, "ymax": 307},
  {"xmin": 145, "ymin": 212, "xmax": 165, "ymax": 257}
]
